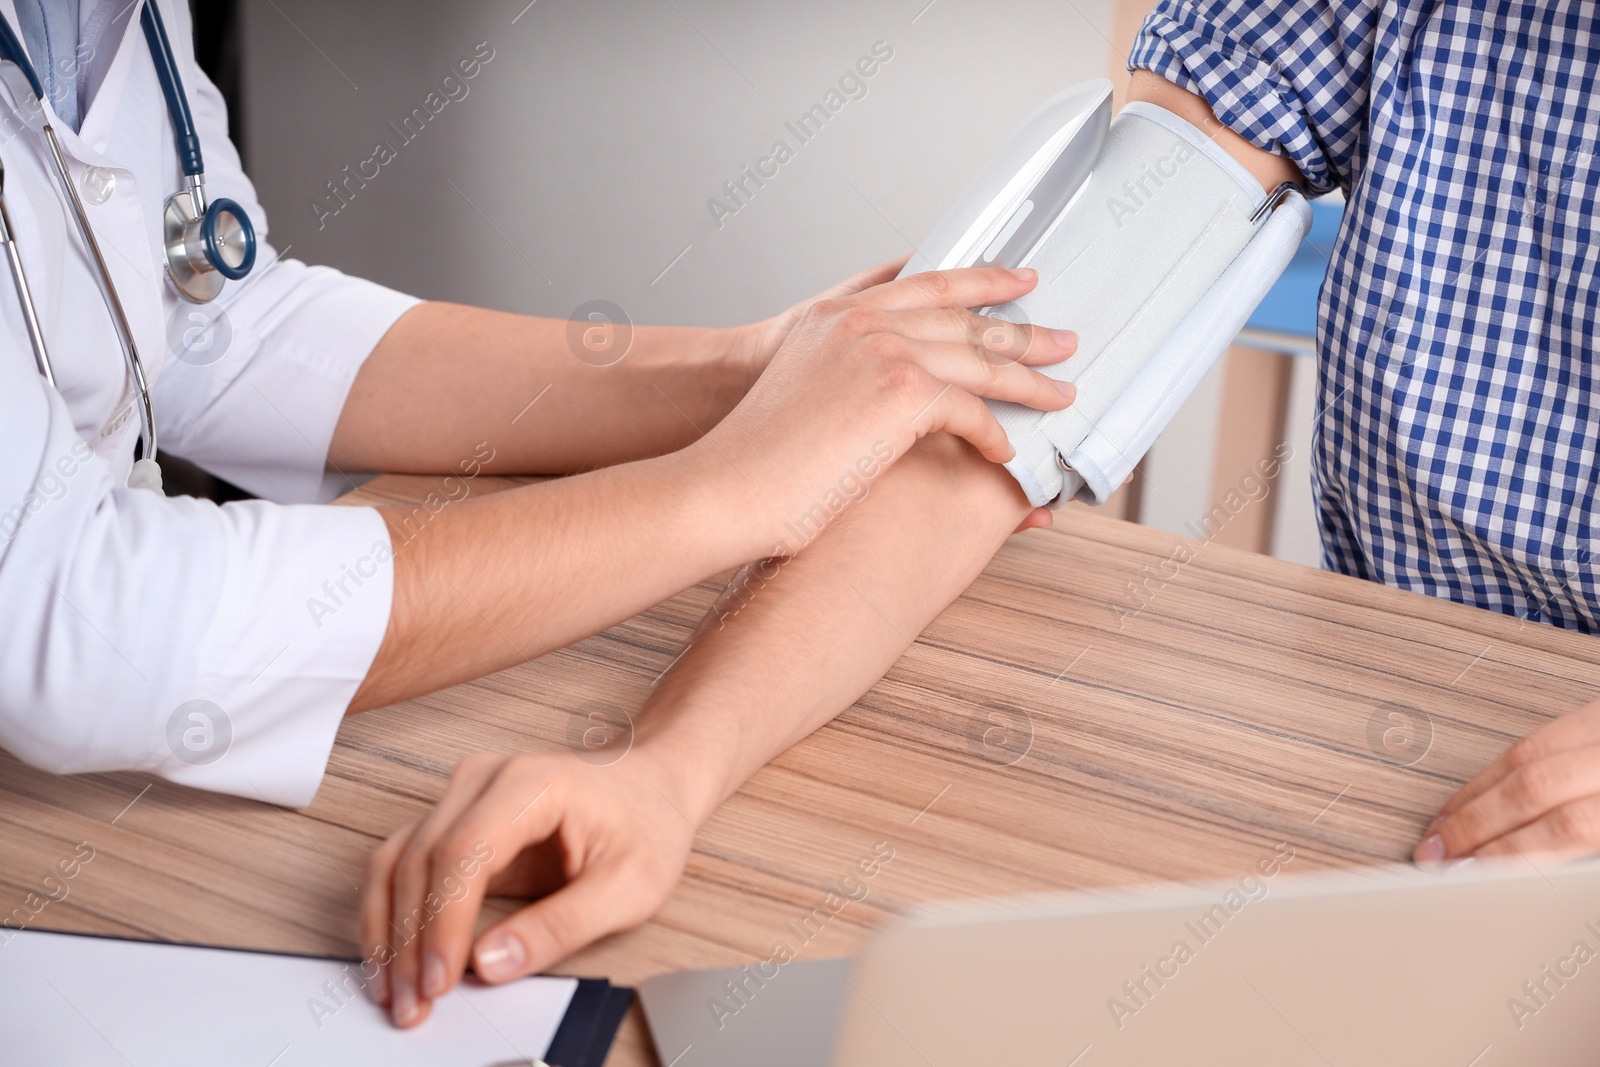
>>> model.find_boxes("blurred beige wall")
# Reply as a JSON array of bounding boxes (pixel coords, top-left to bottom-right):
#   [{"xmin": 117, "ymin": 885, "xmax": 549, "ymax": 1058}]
[
  {"xmin": 239, "ymin": 0, "xmax": 1323, "ymax": 565},
  {"xmin": 240, "ymin": 0, "xmax": 1115, "ymax": 328}
]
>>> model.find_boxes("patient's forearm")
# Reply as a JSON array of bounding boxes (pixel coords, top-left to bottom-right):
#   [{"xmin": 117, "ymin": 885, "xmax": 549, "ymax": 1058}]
[{"xmin": 637, "ymin": 435, "xmax": 1033, "ymax": 822}]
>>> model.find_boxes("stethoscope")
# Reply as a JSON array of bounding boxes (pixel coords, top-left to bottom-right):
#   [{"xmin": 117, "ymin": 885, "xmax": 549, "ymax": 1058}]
[{"xmin": 0, "ymin": 1, "xmax": 256, "ymax": 491}]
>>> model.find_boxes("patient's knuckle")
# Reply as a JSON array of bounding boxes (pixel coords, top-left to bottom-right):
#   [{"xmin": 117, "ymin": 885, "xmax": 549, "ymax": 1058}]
[
  {"xmin": 368, "ymin": 824, "xmax": 413, "ymax": 875},
  {"xmin": 436, "ymin": 828, "xmax": 482, "ymax": 869},
  {"xmin": 1551, "ymin": 802, "xmax": 1600, "ymax": 844},
  {"xmin": 1444, "ymin": 808, "xmax": 1482, "ymax": 845},
  {"xmin": 1505, "ymin": 764, "xmax": 1554, "ymax": 810},
  {"xmin": 1506, "ymin": 736, "xmax": 1545, "ymax": 770},
  {"xmin": 395, "ymin": 849, "xmax": 433, "ymax": 898},
  {"xmin": 366, "ymin": 843, "xmax": 398, "ymax": 885}
]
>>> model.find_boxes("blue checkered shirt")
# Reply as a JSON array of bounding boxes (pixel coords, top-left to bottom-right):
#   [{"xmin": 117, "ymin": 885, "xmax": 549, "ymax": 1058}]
[{"xmin": 1133, "ymin": 0, "xmax": 1600, "ymax": 632}]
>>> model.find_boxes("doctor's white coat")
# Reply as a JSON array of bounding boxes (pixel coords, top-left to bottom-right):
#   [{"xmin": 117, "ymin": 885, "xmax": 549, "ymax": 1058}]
[{"xmin": 0, "ymin": 0, "xmax": 417, "ymax": 806}]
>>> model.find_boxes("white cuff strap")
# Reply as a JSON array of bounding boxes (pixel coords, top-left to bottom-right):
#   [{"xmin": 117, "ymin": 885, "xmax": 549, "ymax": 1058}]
[
  {"xmin": 974, "ymin": 101, "xmax": 1309, "ymax": 507},
  {"xmin": 1059, "ymin": 189, "xmax": 1312, "ymax": 504}
]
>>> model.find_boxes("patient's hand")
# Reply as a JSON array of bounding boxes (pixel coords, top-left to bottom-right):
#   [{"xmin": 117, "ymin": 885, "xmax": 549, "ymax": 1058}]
[
  {"xmin": 361, "ymin": 747, "xmax": 698, "ymax": 1028},
  {"xmin": 1417, "ymin": 698, "xmax": 1600, "ymax": 866}
]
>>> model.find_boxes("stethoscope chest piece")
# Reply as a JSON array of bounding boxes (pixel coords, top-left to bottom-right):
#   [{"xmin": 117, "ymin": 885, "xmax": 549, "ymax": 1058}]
[{"xmin": 163, "ymin": 185, "xmax": 255, "ymax": 303}]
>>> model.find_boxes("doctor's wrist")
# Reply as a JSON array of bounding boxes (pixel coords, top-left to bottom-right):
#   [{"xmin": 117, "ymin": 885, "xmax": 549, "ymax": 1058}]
[
  {"xmin": 723, "ymin": 317, "xmax": 789, "ymax": 383},
  {"xmin": 643, "ymin": 443, "xmax": 775, "ymax": 576}
]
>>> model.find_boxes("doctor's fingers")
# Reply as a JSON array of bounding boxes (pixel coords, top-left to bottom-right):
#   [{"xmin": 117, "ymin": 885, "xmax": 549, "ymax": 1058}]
[
  {"xmin": 850, "ymin": 265, "xmax": 1039, "ymax": 313},
  {"xmin": 857, "ymin": 306, "xmax": 1077, "ymax": 367},
  {"xmin": 376, "ymin": 754, "xmax": 506, "ymax": 1025},
  {"xmin": 1423, "ymin": 744, "xmax": 1600, "ymax": 863},
  {"xmin": 1428, "ymin": 705, "xmax": 1600, "ymax": 826},
  {"xmin": 806, "ymin": 254, "xmax": 912, "ymax": 301},
  {"xmin": 904, "ymin": 380, "xmax": 1018, "ymax": 465},
  {"xmin": 881, "ymin": 337, "xmax": 1077, "ymax": 417}
]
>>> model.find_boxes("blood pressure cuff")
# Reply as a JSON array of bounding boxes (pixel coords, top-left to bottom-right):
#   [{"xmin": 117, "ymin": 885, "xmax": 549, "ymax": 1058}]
[{"xmin": 984, "ymin": 102, "xmax": 1313, "ymax": 507}]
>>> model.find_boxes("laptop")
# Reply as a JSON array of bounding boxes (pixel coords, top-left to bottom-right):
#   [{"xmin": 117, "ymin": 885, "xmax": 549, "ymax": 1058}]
[{"xmin": 641, "ymin": 860, "xmax": 1600, "ymax": 1065}]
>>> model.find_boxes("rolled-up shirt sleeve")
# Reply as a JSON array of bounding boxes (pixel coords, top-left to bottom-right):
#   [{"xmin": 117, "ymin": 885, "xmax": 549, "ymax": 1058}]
[
  {"xmin": 1128, "ymin": 0, "xmax": 1381, "ymax": 196},
  {"xmin": 0, "ymin": 358, "xmax": 393, "ymax": 807}
]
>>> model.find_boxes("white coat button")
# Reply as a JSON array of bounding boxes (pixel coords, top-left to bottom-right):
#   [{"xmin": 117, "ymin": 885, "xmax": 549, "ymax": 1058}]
[{"xmin": 81, "ymin": 167, "xmax": 116, "ymax": 205}]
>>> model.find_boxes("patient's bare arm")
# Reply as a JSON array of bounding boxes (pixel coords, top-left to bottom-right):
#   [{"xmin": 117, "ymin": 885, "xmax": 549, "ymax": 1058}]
[
  {"xmin": 1128, "ymin": 72, "xmax": 1302, "ymax": 192},
  {"xmin": 638, "ymin": 433, "xmax": 1037, "ymax": 821}
]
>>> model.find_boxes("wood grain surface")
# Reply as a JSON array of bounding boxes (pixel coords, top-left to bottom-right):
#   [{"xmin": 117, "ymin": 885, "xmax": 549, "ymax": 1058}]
[{"xmin": 4, "ymin": 472, "xmax": 1594, "ymax": 1066}]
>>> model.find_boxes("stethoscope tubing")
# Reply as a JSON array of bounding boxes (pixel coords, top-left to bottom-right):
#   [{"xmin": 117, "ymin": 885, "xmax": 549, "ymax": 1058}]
[
  {"xmin": 140, "ymin": 1, "xmax": 203, "ymax": 178},
  {"xmin": 0, "ymin": 158, "xmax": 51, "ymax": 386},
  {"xmin": 0, "ymin": 1, "xmax": 256, "ymax": 487},
  {"xmin": 40, "ymin": 117, "xmax": 159, "ymax": 466}
]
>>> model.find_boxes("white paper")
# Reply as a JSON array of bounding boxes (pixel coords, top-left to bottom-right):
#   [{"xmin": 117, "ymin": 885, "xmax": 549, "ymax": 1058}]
[{"xmin": 0, "ymin": 928, "xmax": 577, "ymax": 1065}]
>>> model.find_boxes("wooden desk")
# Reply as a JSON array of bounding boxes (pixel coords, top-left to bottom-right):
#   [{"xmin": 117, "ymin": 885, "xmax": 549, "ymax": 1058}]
[{"xmin": 5, "ymin": 473, "xmax": 1597, "ymax": 1065}]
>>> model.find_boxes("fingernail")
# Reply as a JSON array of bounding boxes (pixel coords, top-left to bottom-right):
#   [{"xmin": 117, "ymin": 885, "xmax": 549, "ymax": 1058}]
[
  {"xmin": 1449, "ymin": 856, "xmax": 1478, "ymax": 871},
  {"xmin": 475, "ymin": 931, "xmax": 528, "ymax": 982},
  {"xmin": 1054, "ymin": 380, "xmax": 1076, "ymax": 400},
  {"xmin": 391, "ymin": 976, "xmax": 419, "ymax": 1027},
  {"xmin": 421, "ymin": 952, "xmax": 450, "ymax": 999},
  {"xmin": 1414, "ymin": 833, "xmax": 1446, "ymax": 868},
  {"xmin": 1049, "ymin": 328, "xmax": 1077, "ymax": 351},
  {"xmin": 366, "ymin": 965, "xmax": 388, "ymax": 1006},
  {"xmin": 1008, "ymin": 267, "xmax": 1036, "ymax": 282}
]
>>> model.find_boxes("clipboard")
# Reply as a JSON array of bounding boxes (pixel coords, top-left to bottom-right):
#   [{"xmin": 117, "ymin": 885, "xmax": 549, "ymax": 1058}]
[{"xmin": 0, "ymin": 927, "xmax": 630, "ymax": 1066}]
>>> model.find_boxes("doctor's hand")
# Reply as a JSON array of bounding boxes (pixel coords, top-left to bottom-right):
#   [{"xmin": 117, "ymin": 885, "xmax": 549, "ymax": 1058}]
[
  {"xmin": 1416, "ymin": 699, "xmax": 1600, "ymax": 867},
  {"xmin": 732, "ymin": 255, "xmax": 913, "ymax": 374},
  {"xmin": 702, "ymin": 265, "xmax": 1076, "ymax": 552},
  {"xmin": 361, "ymin": 748, "xmax": 697, "ymax": 1029}
]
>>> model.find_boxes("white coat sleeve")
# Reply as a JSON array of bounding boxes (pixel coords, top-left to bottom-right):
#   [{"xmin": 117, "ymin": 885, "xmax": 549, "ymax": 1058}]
[
  {"xmin": 149, "ymin": 3, "xmax": 422, "ymax": 505},
  {"xmin": 0, "ymin": 351, "xmax": 394, "ymax": 807}
]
